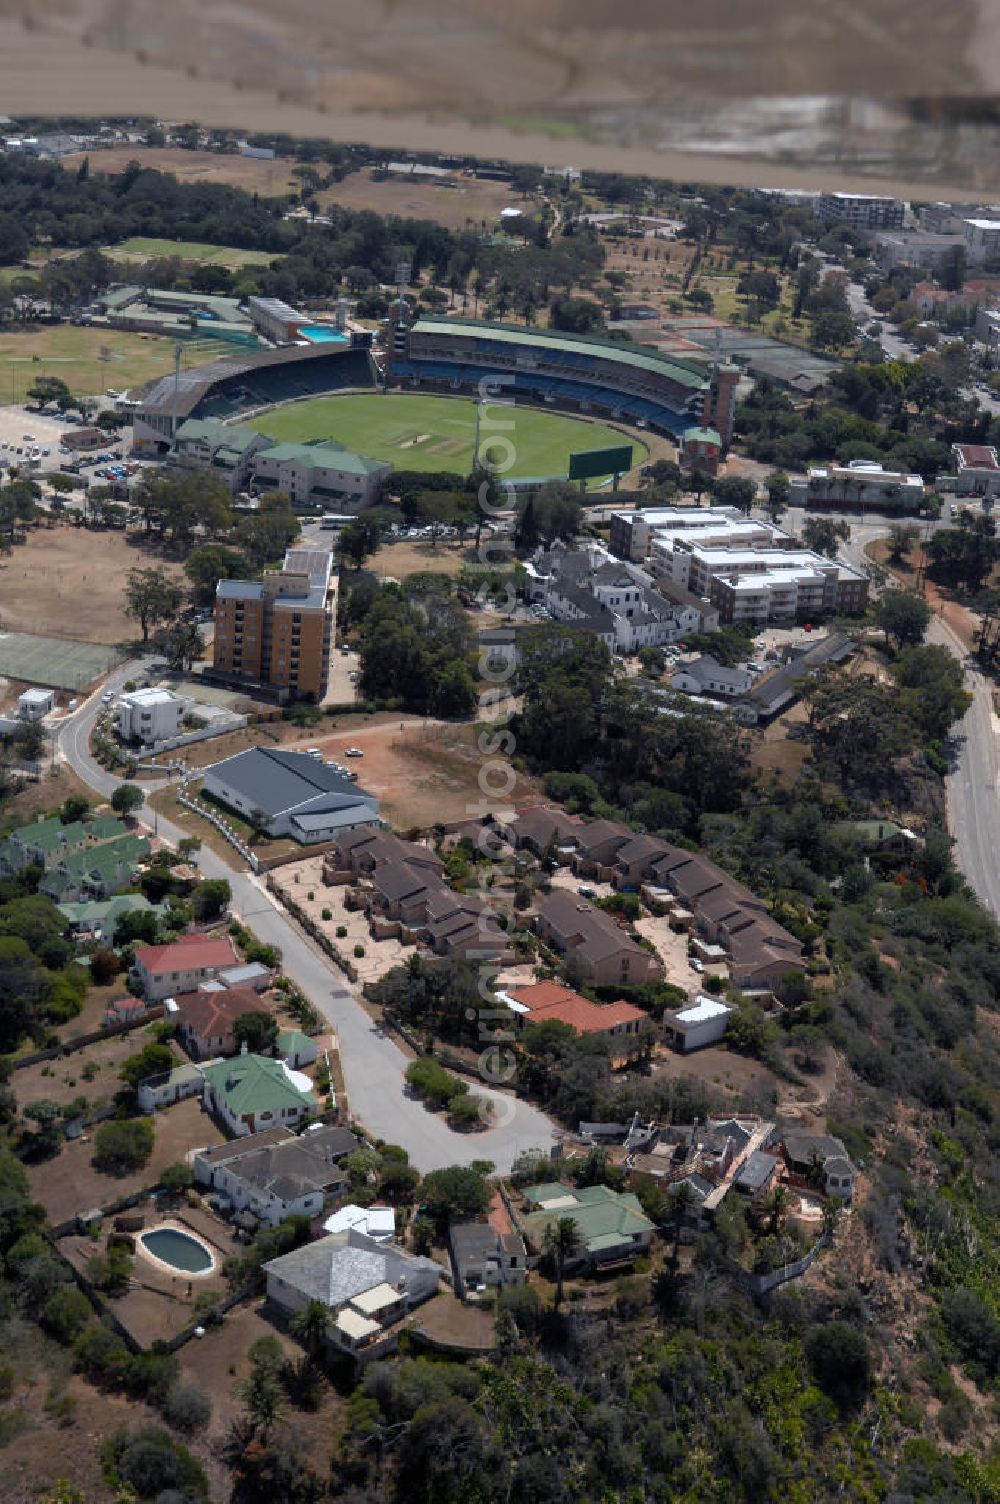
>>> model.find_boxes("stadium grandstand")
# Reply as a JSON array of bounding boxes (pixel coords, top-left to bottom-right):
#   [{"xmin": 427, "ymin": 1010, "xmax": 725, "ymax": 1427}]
[
  {"xmin": 389, "ymin": 314, "xmax": 739, "ymax": 444},
  {"xmin": 130, "ymin": 338, "xmax": 376, "ymax": 455}
]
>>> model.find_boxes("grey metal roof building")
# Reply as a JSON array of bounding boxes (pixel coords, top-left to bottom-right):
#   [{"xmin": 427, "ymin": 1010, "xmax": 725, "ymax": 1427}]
[
  {"xmin": 200, "ymin": 747, "xmax": 380, "ymax": 845},
  {"xmin": 264, "ymin": 1226, "xmax": 443, "ymax": 1312}
]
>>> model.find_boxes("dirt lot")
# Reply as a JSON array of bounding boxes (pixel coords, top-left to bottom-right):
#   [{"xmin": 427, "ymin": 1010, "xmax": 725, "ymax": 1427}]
[
  {"xmin": 0, "ymin": 524, "xmax": 185, "ymax": 645},
  {"xmin": 650, "ymin": 1041, "xmax": 782, "ymax": 1114},
  {"xmin": 303, "ymin": 719, "xmax": 540, "ymax": 829},
  {"xmin": 26, "ymin": 1095, "xmax": 224, "ymax": 1225},
  {"xmin": 12, "ymin": 1019, "xmax": 175, "ymax": 1114},
  {"xmin": 317, "ymin": 168, "xmax": 527, "ymax": 231},
  {"xmin": 65, "ymin": 146, "xmax": 300, "ymax": 196},
  {"xmin": 371, "ymin": 538, "xmax": 477, "ymax": 582},
  {"xmin": 274, "ymin": 854, "xmax": 417, "ymax": 984},
  {"xmin": 0, "ymin": 762, "xmax": 96, "ymax": 822}
]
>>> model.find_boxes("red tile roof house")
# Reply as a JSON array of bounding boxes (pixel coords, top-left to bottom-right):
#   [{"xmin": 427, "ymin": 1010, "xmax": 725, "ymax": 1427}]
[
  {"xmin": 500, "ymin": 980, "xmax": 649, "ymax": 1056},
  {"xmin": 174, "ymin": 985, "xmax": 264, "ymax": 1060},
  {"xmin": 103, "ymin": 996, "xmax": 149, "ymax": 1027},
  {"xmin": 535, "ymin": 890, "xmax": 662, "ymax": 988},
  {"xmin": 131, "ymin": 933, "xmax": 240, "ymax": 1002}
]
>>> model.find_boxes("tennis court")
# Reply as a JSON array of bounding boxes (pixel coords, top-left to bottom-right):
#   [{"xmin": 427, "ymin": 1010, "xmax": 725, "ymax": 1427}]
[{"xmin": 0, "ymin": 633, "xmax": 122, "ymax": 690}]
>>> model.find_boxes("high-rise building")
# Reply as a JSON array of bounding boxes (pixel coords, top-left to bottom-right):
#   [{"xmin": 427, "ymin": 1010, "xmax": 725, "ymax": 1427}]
[
  {"xmin": 817, "ymin": 191, "xmax": 904, "ymax": 230},
  {"xmin": 212, "ymin": 548, "xmax": 333, "ymax": 702}
]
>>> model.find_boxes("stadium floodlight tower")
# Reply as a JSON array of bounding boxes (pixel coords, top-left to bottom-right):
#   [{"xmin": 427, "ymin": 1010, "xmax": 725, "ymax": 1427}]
[{"xmin": 170, "ymin": 342, "xmax": 182, "ymax": 442}]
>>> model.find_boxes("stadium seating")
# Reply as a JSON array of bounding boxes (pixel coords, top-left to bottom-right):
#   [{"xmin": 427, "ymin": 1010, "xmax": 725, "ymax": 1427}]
[{"xmin": 192, "ymin": 348, "xmax": 374, "ymax": 419}]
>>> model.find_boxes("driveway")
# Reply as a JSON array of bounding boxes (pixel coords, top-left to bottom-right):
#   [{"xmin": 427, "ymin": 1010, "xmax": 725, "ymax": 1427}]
[{"xmin": 55, "ymin": 669, "xmax": 558, "ymax": 1171}]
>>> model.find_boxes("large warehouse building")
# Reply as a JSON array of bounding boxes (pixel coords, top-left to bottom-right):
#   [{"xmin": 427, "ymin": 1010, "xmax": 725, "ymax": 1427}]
[{"xmin": 388, "ymin": 313, "xmax": 739, "ymax": 445}]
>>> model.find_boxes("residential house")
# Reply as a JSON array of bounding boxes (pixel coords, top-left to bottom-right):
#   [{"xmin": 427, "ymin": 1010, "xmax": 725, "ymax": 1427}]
[
  {"xmin": 201, "ymin": 1049, "xmax": 318, "ymax": 1136},
  {"xmin": 103, "ymin": 996, "xmax": 150, "ymax": 1027},
  {"xmin": 613, "ymin": 834, "xmax": 674, "ymax": 890},
  {"xmin": 277, "ymin": 1029, "xmax": 318, "ymax": 1069},
  {"xmin": 117, "ymin": 688, "xmax": 188, "ymax": 746},
  {"xmin": 570, "ymin": 819, "xmax": 634, "ymax": 878},
  {"xmin": 534, "ymin": 889, "xmax": 662, "ymax": 987},
  {"xmin": 668, "ymin": 655, "xmax": 753, "ymax": 699},
  {"xmin": 664, "ymin": 995, "xmax": 735, "ymax": 1052},
  {"xmin": 645, "ymin": 846, "xmax": 805, "ymax": 991},
  {"xmin": 174, "ymin": 985, "xmax": 264, "ymax": 1060},
  {"xmin": 0, "ymin": 816, "xmax": 90, "ymax": 875},
  {"xmin": 137, "ymin": 1061, "xmax": 207, "ymax": 1114},
  {"xmin": 734, "ymin": 1150, "xmax": 780, "ymax": 1197},
  {"xmin": 449, "ymin": 1220, "xmax": 528, "ymax": 1299},
  {"xmin": 263, "ymin": 1225, "xmax": 443, "ymax": 1354},
  {"xmin": 201, "ymin": 747, "xmax": 380, "ymax": 844},
  {"xmin": 58, "ymin": 893, "xmax": 161, "ymax": 947},
  {"xmin": 498, "ymin": 980, "xmax": 648, "ymax": 1049},
  {"xmin": 834, "ymin": 819, "xmax": 919, "ymax": 859},
  {"xmin": 520, "ymin": 1182, "xmax": 655, "ymax": 1267},
  {"xmin": 194, "ymin": 1123, "xmax": 357, "ymax": 1227},
  {"xmin": 132, "ymin": 933, "xmax": 240, "ymax": 1002},
  {"xmin": 781, "ymin": 1131, "xmax": 855, "ymax": 1202},
  {"xmin": 39, "ymin": 833, "xmax": 150, "ymax": 902},
  {"xmin": 505, "ymin": 806, "xmax": 582, "ymax": 861}
]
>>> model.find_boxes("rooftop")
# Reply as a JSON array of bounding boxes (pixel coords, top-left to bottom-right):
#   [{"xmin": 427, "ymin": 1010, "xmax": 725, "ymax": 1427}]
[
  {"xmin": 202, "ymin": 1051, "xmax": 317, "ymax": 1117},
  {"xmin": 205, "ymin": 747, "xmax": 377, "ymax": 820},
  {"xmin": 134, "ymin": 933, "xmax": 238, "ymax": 976}
]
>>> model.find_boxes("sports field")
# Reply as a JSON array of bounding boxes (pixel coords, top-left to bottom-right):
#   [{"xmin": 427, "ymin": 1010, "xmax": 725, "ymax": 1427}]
[
  {"xmin": 0, "ymin": 325, "xmax": 224, "ymax": 403},
  {"xmin": 103, "ymin": 237, "xmax": 278, "ymax": 270},
  {"xmin": 0, "ymin": 633, "xmax": 122, "ymax": 690},
  {"xmin": 248, "ymin": 393, "xmax": 644, "ymax": 483}
]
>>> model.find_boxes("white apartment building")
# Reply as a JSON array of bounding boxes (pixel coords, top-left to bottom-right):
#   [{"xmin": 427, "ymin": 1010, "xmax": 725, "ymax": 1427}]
[
  {"xmin": 117, "ymin": 688, "xmax": 187, "ymax": 745},
  {"xmin": 611, "ymin": 506, "xmax": 786, "ymax": 562},
  {"xmin": 662, "ymin": 544, "xmax": 869, "ymax": 625}
]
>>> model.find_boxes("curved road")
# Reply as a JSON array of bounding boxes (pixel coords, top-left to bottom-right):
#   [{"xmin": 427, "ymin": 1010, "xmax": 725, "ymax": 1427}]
[
  {"xmin": 837, "ymin": 518, "xmax": 1000, "ymax": 916},
  {"xmin": 56, "ymin": 671, "xmax": 558, "ymax": 1172}
]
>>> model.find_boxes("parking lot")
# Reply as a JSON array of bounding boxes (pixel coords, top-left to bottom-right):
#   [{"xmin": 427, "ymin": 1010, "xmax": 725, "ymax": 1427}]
[{"xmin": 0, "ymin": 405, "xmax": 66, "ymax": 474}]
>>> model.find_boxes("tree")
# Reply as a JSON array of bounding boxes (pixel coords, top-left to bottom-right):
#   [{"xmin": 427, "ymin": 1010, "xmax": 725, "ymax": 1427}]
[
  {"xmin": 887, "ymin": 522, "xmax": 919, "ymax": 563},
  {"xmin": 236, "ymin": 491, "xmax": 300, "ymax": 568},
  {"xmin": 233, "ymin": 1012, "xmax": 279, "ymax": 1054},
  {"xmin": 123, "ymin": 567, "xmax": 183, "ymax": 644},
  {"xmin": 154, "ymin": 618, "xmax": 203, "ymax": 673},
  {"xmin": 239, "ymin": 1359, "xmax": 285, "ymax": 1442},
  {"xmin": 542, "ymin": 1215, "xmax": 580, "ymax": 1309},
  {"xmin": 805, "ymin": 1321, "xmax": 871, "ymax": 1410},
  {"xmin": 159, "ymin": 1382, "xmax": 212, "ymax": 1435},
  {"xmin": 874, "ymin": 589, "xmax": 931, "ymax": 653},
  {"xmin": 159, "ymin": 1162, "xmax": 195, "ymax": 1195},
  {"xmin": 40, "ymin": 1284, "xmax": 91, "ymax": 1344},
  {"xmin": 712, "ymin": 475, "xmax": 756, "ymax": 514},
  {"xmin": 891, "ymin": 644, "xmax": 971, "ymax": 740},
  {"xmin": 93, "ymin": 1119, "xmax": 155, "ymax": 1174},
  {"xmin": 24, "ymin": 1098, "xmax": 62, "ymax": 1154},
  {"xmin": 515, "ymin": 481, "xmax": 582, "ymax": 550},
  {"xmin": 289, "ymin": 1298, "xmax": 329, "ymax": 1357},
  {"xmin": 190, "ymin": 878, "xmax": 231, "ymax": 921},
  {"xmin": 801, "ymin": 515, "xmax": 850, "ymax": 558},
  {"xmin": 668, "ymin": 1179, "xmax": 696, "ymax": 1264},
  {"xmin": 764, "ymin": 469, "xmax": 791, "ymax": 521},
  {"xmin": 111, "ymin": 783, "xmax": 145, "ymax": 817},
  {"xmin": 184, "ymin": 543, "xmax": 247, "ymax": 605},
  {"xmin": 337, "ymin": 514, "xmax": 384, "ymax": 570},
  {"xmin": 419, "ymin": 1165, "xmax": 490, "ymax": 1226},
  {"xmin": 102, "ymin": 1425, "xmax": 208, "ymax": 1502}
]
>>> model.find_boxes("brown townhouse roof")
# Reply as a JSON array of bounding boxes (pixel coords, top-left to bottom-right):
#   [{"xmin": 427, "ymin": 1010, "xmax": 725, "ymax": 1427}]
[
  {"xmin": 615, "ymin": 834, "xmax": 674, "ymax": 868},
  {"xmin": 510, "ymin": 805, "xmax": 583, "ymax": 849},
  {"xmin": 537, "ymin": 889, "xmax": 650, "ymax": 964},
  {"xmin": 574, "ymin": 819, "xmax": 633, "ymax": 860}
]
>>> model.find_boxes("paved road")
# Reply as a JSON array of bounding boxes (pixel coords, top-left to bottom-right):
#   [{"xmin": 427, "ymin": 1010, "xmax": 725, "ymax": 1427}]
[{"xmin": 55, "ymin": 673, "xmax": 558, "ymax": 1172}]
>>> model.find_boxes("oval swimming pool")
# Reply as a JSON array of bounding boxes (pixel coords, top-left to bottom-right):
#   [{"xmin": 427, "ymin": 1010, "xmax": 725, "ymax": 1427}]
[{"xmin": 139, "ymin": 1226, "xmax": 215, "ymax": 1275}]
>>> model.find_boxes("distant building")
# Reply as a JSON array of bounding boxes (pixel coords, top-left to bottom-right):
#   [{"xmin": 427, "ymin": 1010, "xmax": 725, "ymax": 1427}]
[
  {"xmin": 963, "ymin": 218, "xmax": 1000, "ymax": 266},
  {"xmin": 873, "ymin": 230, "xmax": 966, "ymax": 272},
  {"xmin": 792, "ymin": 460, "xmax": 925, "ymax": 512},
  {"xmin": 679, "ymin": 425, "xmax": 722, "ymax": 475},
  {"xmin": 952, "ymin": 443, "xmax": 1000, "ymax": 500},
  {"xmin": 246, "ymin": 295, "xmax": 305, "ymax": 344},
  {"xmin": 817, "ymin": 191, "xmax": 903, "ymax": 230}
]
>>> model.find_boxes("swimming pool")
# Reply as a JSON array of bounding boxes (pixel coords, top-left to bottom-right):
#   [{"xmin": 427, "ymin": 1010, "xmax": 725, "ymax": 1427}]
[
  {"xmin": 298, "ymin": 324, "xmax": 349, "ymax": 344},
  {"xmin": 139, "ymin": 1226, "xmax": 215, "ymax": 1275}
]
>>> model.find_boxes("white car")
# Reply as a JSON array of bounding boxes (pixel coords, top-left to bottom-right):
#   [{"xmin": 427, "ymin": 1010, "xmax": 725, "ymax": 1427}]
[{"xmin": 345, "ymin": 747, "xmax": 364, "ymax": 757}]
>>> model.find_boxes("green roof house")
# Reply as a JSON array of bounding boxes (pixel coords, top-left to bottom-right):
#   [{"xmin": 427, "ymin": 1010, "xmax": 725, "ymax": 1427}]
[
  {"xmin": 58, "ymin": 893, "xmax": 161, "ymax": 946},
  {"xmin": 1, "ymin": 817, "xmax": 88, "ymax": 873},
  {"xmin": 276, "ymin": 1029, "xmax": 318, "ymax": 1070},
  {"xmin": 40, "ymin": 833, "xmax": 150, "ymax": 902},
  {"xmin": 521, "ymin": 1182, "xmax": 655, "ymax": 1267},
  {"xmin": 202, "ymin": 1049, "xmax": 317, "ymax": 1137}
]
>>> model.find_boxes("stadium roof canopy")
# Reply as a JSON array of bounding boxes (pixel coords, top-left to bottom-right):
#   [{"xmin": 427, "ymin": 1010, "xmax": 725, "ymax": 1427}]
[
  {"xmin": 410, "ymin": 317, "xmax": 710, "ymax": 391},
  {"xmin": 134, "ymin": 341, "xmax": 360, "ymax": 421}
]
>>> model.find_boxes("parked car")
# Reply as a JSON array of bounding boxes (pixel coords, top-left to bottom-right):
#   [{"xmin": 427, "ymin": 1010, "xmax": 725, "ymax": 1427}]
[{"xmin": 345, "ymin": 747, "xmax": 364, "ymax": 757}]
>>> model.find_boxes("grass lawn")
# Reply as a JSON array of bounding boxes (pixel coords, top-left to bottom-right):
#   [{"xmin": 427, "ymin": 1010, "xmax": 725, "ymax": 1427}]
[
  {"xmin": 103, "ymin": 236, "xmax": 280, "ymax": 269},
  {"xmin": 0, "ymin": 325, "xmax": 224, "ymax": 401},
  {"xmin": 249, "ymin": 392, "xmax": 646, "ymax": 484}
]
